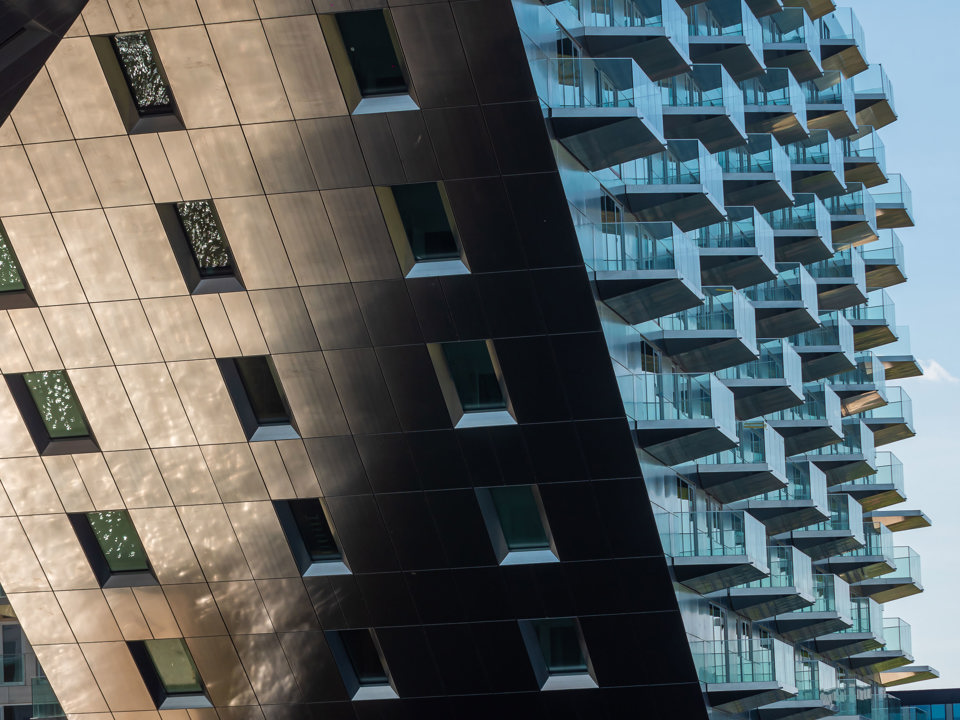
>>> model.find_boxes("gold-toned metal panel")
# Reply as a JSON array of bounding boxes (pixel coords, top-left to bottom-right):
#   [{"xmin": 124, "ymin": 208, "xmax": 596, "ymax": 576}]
[
  {"xmin": 3, "ymin": 214, "xmax": 86, "ymax": 305},
  {"xmin": 8, "ymin": 591, "xmax": 75, "ymax": 644},
  {"xmin": 44, "ymin": 38, "xmax": 126, "ymax": 139},
  {"xmin": 189, "ymin": 127, "xmax": 264, "ymax": 198},
  {"xmin": 157, "ymin": 131, "xmax": 211, "ymax": 201},
  {"xmin": 104, "ymin": 450, "xmax": 172, "ymax": 509},
  {"xmin": 80, "ymin": 641, "xmax": 156, "ymax": 712},
  {"xmin": 132, "ymin": 585, "xmax": 182, "ymax": 639},
  {"xmin": 153, "ymin": 446, "xmax": 220, "ymax": 506},
  {"xmin": 248, "ymin": 289, "xmax": 320, "ymax": 354},
  {"xmin": 184, "ymin": 636, "xmax": 257, "ymax": 707},
  {"xmin": 243, "ymin": 122, "xmax": 317, "ymax": 195},
  {"xmin": 196, "ymin": 0, "xmax": 259, "ymax": 23},
  {"xmin": 0, "ymin": 381, "xmax": 42, "ymax": 457},
  {"xmin": 20, "ymin": 514, "xmax": 99, "ymax": 590},
  {"xmin": 42, "ymin": 456, "xmax": 95, "ymax": 513},
  {"xmin": 78, "ymin": 137, "xmax": 153, "ymax": 208},
  {"xmin": 254, "ymin": 0, "xmax": 316, "ymax": 19},
  {"xmin": 201, "ymin": 444, "xmax": 269, "ymax": 503},
  {"xmin": 219, "ymin": 293, "xmax": 269, "ymax": 356},
  {"xmin": 224, "ymin": 501, "xmax": 300, "ymax": 579},
  {"xmin": 130, "ymin": 134, "xmax": 182, "ymax": 204},
  {"xmin": 0, "ymin": 118, "xmax": 20, "ymax": 146},
  {"xmin": 25, "ymin": 142, "xmax": 101, "ymax": 212},
  {"xmin": 71, "ymin": 367, "xmax": 150, "ymax": 451},
  {"xmin": 0, "ymin": 312, "xmax": 30, "ymax": 374},
  {"xmin": 168, "ymin": 360, "xmax": 247, "ymax": 445},
  {"xmin": 106, "ymin": 206, "xmax": 189, "ymax": 298},
  {"xmin": 91, "ymin": 300, "xmax": 165, "ymax": 366},
  {"xmin": 162, "ymin": 583, "xmax": 228, "ymax": 637},
  {"xmin": 56, "ymin": 589, "xmax": 124, "ymax": 643},
  {"xmin": 117, "ymin": 364, "xmax": 198, "ymax": 448},
  {"xmin": 54, "ymin": 210, "xmax": 138, "ymax": 301},
  {"xmin": 106, "ymin": 0, "xmax": 148, "ymax": 31},
  {"xmin": 140, "ymin": 0, "xmax": 204, "ymax": 29},
  {"xmin": 128, "ymin": 507, "xmax": 205, "ymax": 585},
  {"xmin": 41, "ymin": 305, "xmax": 113, "ymax": 369},
  {"xmin": 103, "ymin": 587, "xmax": 152, "ymax": 640},
  {"xmin": 33, "ymin": 643, "xmax": 109, "ymax": 714},
  {"xmin": 178, "ymin": 504, "xmax": 252, "ymax": 582},
  {"xmin": 249, "ymin": 442, "xmax": 296, "ymax": 499},
  {"xmin": 73, "ymin": 454, "xmax": 124, "ymax": 510},
  {"xmin": 321, "ymin": 187, "xmax": 403, "ymax": 282},
  {"xmin": 142, "ymin": 298, "xmax": 214, "ymax": 362},
  {"xmin": 0, "ymin": 518, "xmax": 51, "ymax": 592},
  {"xmin": 271, "ymin": 352, "xmax": 350, "ymax": 438},
  {"xmin": 276, "ymin": 440, "xmax": 321, "ymax": 498},
  {"xmin": 192, "ymin": 296, "xmax": 242, "ymax": 357},
  {"xmin": 267, "ymin": 192, "xmax": 350, "ymax": 286},
  {"xmin": 0, "ymin": 146, "xmax": 47, "ymax": 215},
  {"xmin": 255, "ymin": 578, "xmax": 319, "ymax": 633},
  {"xmin": 232, "ymin": 634, "xmax": 301, "ymax": 704},
  {"xmin": 0, "ymin": 458, "xmax": 63, "ymax": 515},
  {"xmin": 81, "ymin": 0, "xmax": 119, "ymax": 35},
  {"xmin": 10, "ymin": 69, "xmax": 73, "ymax": 144},
  {"xmin": 9, "ymin": 308, "xmax": 63, "ymax": 370},
  {"xmin": 208, "ymin": 581, "xmax": 275, "ymax": 635}
]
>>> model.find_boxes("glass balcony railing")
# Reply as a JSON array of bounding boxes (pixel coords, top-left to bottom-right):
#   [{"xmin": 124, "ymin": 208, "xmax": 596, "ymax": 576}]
[
  {"xmin": 825, "ymin": 182, "xmax": 876, "ymax": 220},
  {"xmin": 829, "ymin": 351, "xmax": 886, "ymax": 389},
  {"xmin": 572, "ymin": 0, "xmax": 690, "ymax": 42},
  {"xmin": 741, "ymin": 67, "xmax": 806, "ymax": 114},
  {"xmin": 697, "ymin": 421, "xmax": 786, "ymax": 475},
  {"xmin": 860, "ymin": 230, "xmax": 904, "ymax": 269},
  {"xmin": 843, "ymin": 520, "xmax": 893, "ymax": 559},
  {"xmin": 842, "ymin": 125, "xmax": 887, "ymax": 172},
  {"xmin": 618, "ymin": 370, "xmax": 735, "ymax": 427},
  {"xmin": 883, "ymin": 617, "xmax": 912, "ymax": 655},
  {"xmin": 745, "ymin": 263, "xmax": 816, "ymax": 304},
  {"xmin": 641, "ymin": 286, "xmax": 757, "ymax": 351},
  {"xmin": 843, "ymin": 288, "xmax": 896, "ymax": 325},
  {"xmin": 851, "ymin": 450, "xmax": 904, "ymax": 491},
  {"xmin": 758, "ymin": 459, "xmax": 828, "ymax": 507},
  {"xmin": 818, "ymin": 7, "xmax": 865, "ymax": 50},
  {"xmin": 718, "ymin": 134, "xmax": 792, "ymax": 189},
  {"xmin": 578, "ymin": 220, "xmax": 701, "ymax": 277},
  {"xmin": 854, "ymin": 63, "xmax": 896, "ymax": 109},
  {"xmin": 808, "ymin": 417, "xmax": 874, "ymax": 458},
  {"xmin": 787, "ymin": 127, "xmax": 843, "ymax": 170},
  {"xmin": 31, "ymin": 677, "xmax": 64, "ymax": 719},
  {"xmin": 808, "ymin": 247, "xmax": 866, "ymax": 288},
  {"xmin": 887, "ymin": 546, "xmax": 921, "ymax": 585},
  {"xmin": 840, "ymin": 596, "xmax": 882, "ymax": 635},
  {"xmin": 686, "ymin": 0, "xmax": 764, "ymax": 60},
  {"xmin": 862, "ymin": 385, "xmax": 913, "ymax": 424},
  {"xmin": 762, "ymin": 7, "xmax": 817, "ymax": 48},
  {"xmin": 604, "ymin": 139, "xmax": 724, "ymax": 200},
  {"xmin": 795, "ymin": 654, "xmax": 839, "ymax": 703},
  {"xmin": 692, "ymin": 637, "xmax": 796, "ymax": 687},
  {"xmin": 798, "ymin": 573, "xmax": 852, "ymax": 617},
  {"xmin": 658, "ymin": 509, "xmax": 766, "ymax": 560},
  {"xmin": 763, "ymin": 193, "xmax": 830, "ymax": 232},
  {"xmin": 717, "ymin": 338, "xmax": 802, "ymax": 384},
  {"xmin": 743, "ymin": 545, "xmax": 814, "ymax": 597},
  {"xmin": 803, "ymin": 70, "xmax": 854, "ymax": 115},
  {"xmin": 789, "ymin": 312, "xmax": 854, "ymax": 350},
  {"xmin": 691, "ymin": 206, "xmax": 775, "ymax": 252},
  {"xmin": 810, "ymin": 494, "xmax": 861, "ymax": 533},
  {"xmin": 877, "ymin": 325, "xmax": 912, "ymax": 357},
  {"xmin": 770, "ymin": 382, "xmax": 841, "ymax": 423},
  {"xmin": 660, "ymin": 64, "xmax": 746, "ymax": 121},
  {"xmin": 872, "ymin": 173, "xmax": 913, "ymax": 212}
]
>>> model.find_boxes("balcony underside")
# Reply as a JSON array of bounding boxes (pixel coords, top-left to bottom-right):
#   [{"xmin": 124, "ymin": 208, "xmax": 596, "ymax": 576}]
[
  {"xmin": 774, "ymin": 231, "xmax": 833, "ymax": 264},
  {"xmin": 855, "ymin": 96, "xmax": 897, "ymax": 130},
  {"xmin": 880, "ymin": 666, "xmax": 940, "ymax": 688},
  {"xmin": 865, "ymin": 263, "xmax": 906, "ymax": 291},
  {"xmin": 706, "ymin": 682, "xmax": 799, "ymax": 715},
  {"xmin": 772, "ymin": 530, "xmax": 862, "ymax": 561},
  {"xmin": 633, "ymin": 421, "xmax": 739, "ymax": 466},
  {"xmin": 831, "ymin": 218, "xmax": 877, "ymax": 249},
  {"xmin": 723, "ymin": 174, "xmax": 795, "ymax": 213},
  {"xmin": 663, "ymin": 108, "xmax": 749, "ymax": 153},
  {"xmin": 721, "ymin": 586, "xmax": 816, "ymax": 621},
  {"xmin": 820, "ymin": 42, "xmax": 868, "ymax": 79},
  {"xmin": 700, "ymin": 248, "xmax": 778, "ymax": 288},
  {"xmin": 746, "ymin": 107, "xmax": 810, "ymax": 144},
  {"xmin": 736, "ymin": 498, "xmax": 829, "ymax": 535},
  {"xmin": 760, "ymin": 699, "xmax": 837, "ymax": 720},
  {"xmin": 672, "ymin": 554, "xmax": 769, "ymax": 594},
  {"xmin": 844, "ymin": 158, "xmax": 887, "ymax": 189},
  {"xmin": 767, "ymin": 420, "xmax": 842, "ymax": 456},
  {"xmin": 648, "ymin": 331, "xmax": 758, "ymax": 373},
  {"xmin": 815, "ymin": 554, "xmax": 894, "ymax": 584},
  {"xmin": 811, "ymin": 454, "xmax": 876, "ymax": 487},
  {"xmin": 689, "ymin": 38, "xmax": 766, "ymax": 81},
  {"xmin": 835, "ymin": 483, "xmax": 905, "ymax": 512},
  {"xmin": 724, "ymin": 379, "xmax": 805, "ymax": 421},
  {"xmin": 842, "ymin": 650, "xmax": 913, "ymax": 674},
  {"xmin": 851, "ymin": 323, "xmax": 897, "ymax": 353},
  {"xmin": 681, "ymin": 463, "xmax": 788, "ymax": 504},
  {"xmin": 596, "ymin": 271, "xmax": 703, "ymax": 325},
  {"xmin": 783, "ymin": 0, "xmax": 837, "ymax": 19},
  {"xmin": 754, "ymin": 303, "xmax": 820, "ymax": 339},
  {"xmin": 862, "ymin": 418, "xmax": 915, "ymax": 446},
  {"xmin": 806, "ymin": 631, "xmax": 882, "ymax": 661},
  {"xmin": 572, "ymin": 28, "xmax": 691, "ymax": 82},
  {"xmin": 746, "ymin": 0, "xmax": 786, "ymax": 16},
  {"xmin": 806, "ymin": 106, "xmax": 857, "ymax": 139},
  {"xmin": 550, "ymin": 109, "xmax": 665, "ymax": 172},
  {"xmin": 764, "ymin": 45, "xmax": 823, "ymax": 83},
  {"xmin": 867, "ymin": 510, "xmax": 931, "ymax": 533},
  {"xmin": 875, "ymin": 204, "xmax": 915, "ymax": 230},
  {"xmin": 815, "ymin": 280, "xmax": 867, "ymax": 312},
  {"xmin": 879, "ymin": 355, "xmax": 922, "ymax": 380},
  {"xmin": 766, "ymin": 611, "xmax": 851, "ymax": 643},
  {"xmin": 791, "ymin": 165, "xmax": 846, "ymax": 199},
  {"xmin": 850, "ymin": 577, "xmax": 922, "ymax": 604},
  {"xmin": 837, "ymin": 388, "xmax": 886, "ymax": 417},
  {"xmin": 797, "ymin": 348, "xmax": 855, "ymax": 383},
  {"xmin": 616, "ymin": 185, "xmax": 726, "ymax": 231}
]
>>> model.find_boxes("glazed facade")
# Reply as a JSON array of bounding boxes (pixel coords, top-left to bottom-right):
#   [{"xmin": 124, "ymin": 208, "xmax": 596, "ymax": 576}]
[{"xmin": 0, "ymin": 0, "xmax": 935, "ymax": 719}]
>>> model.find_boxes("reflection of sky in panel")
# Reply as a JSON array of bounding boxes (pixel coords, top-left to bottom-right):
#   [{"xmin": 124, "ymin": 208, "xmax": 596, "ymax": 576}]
[{"xmin": 846, "ymin": 0, "xmax": 960, "ymax": 689}]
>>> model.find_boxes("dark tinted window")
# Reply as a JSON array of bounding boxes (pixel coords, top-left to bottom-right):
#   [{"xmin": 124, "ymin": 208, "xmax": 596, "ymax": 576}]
[
  {"xmin": 175, "ymin": 201, "xmax": 232, "ymax": 276},
  {"xmin": 535, "ymin": 619, "xmax": 587, "ymax": 675},
  {"xmin": 490, "ymin": 486, "xmax": 550, "ymax": 550},
  {"xmin": 86, "ymin": 511, "xmax": 150, "ymax": 573},
  {"xmin": 392, "ymin": 184, "xmax": 458, "ymax": 261},
  {"xmin": 0, "ymin": 227, "xmax": 25, "ymax": 293},
  {"xmin": 233, "ymin": 357, "xmax": 289, "ymax": 425},
  {"xmin": 287, "ymin": 499, "xmax": 341, "ymax": 562},
  {"xmin": 23, "ymin": 371, "xmax": 89, "ymax": 439},
  {"xmin": 340, "ymin": 630, "xmax": 389, "ymax": 686},
  {"xmin": 441, "ymin": 341, "xmax": 506, "ymax": 412},
  {"xmin": 336, "ymin": 11, "xmax": 407, "ymax": 97},
  {"xmin": 111, "ymin": 32, "xmax": 173, "ymax": 113},
  {"xmin": 143, "ymin": 639, "xmax": 204, "ymax": 695}
]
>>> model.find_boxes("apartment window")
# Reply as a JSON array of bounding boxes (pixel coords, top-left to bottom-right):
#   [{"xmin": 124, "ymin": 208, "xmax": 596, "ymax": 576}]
[
  {"xmin": 520, "ymin": 618, "xmax": 596, "ymax": 691},
  {"xmin": 477, "ymin": 485, "xmax": 558, "ymax": 565},
  {"xmin": 429, "ymin": 340, "xmax": 516, "ymax": 428},
  {"xmin": 129, "ymin": 639, "xmax": 211, "ymax": 710},
  {"xmin": 218, "ymin": 356, "xmax": 299, "ymax": 441},
  {"xmin": 274, "ymin": 499, "xmax": 349, "ymax": 576},
  {"xmin": 0, "ymin": 224, "xmax": 32, "ymax": 310},
  {"xmin": 326, "ymin": 629, "xmax": 397, "ymax": 700},
  {"xmin": 69, "ymin": 510, "xmax": 156, "ymax": 588},
  {"xmin": 319, "ymin": 11, "xmax": 417, "ymax": 114},
  {"xmin": 0, "ymin": 626, "xmax": 22, "ymax": 685},
  {"xmin": 5, "ymin": 370, "xmax": 98, "ymax": 455},
  {"xmin": 91, "ymin": 32, "xmax": 183, "ymax": 133},
  {"xmin": 157, "ymin": 201, "xmax": 244, "ymax": 294},
  {"xmin": 378, "ymin": 183, "xmax": 469, "ymax": 278}
]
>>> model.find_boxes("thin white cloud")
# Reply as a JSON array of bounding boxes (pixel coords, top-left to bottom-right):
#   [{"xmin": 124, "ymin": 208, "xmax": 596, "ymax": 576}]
[{"xmin": 919, "ymin": 359, "xmax": 960, "ymax": 384}]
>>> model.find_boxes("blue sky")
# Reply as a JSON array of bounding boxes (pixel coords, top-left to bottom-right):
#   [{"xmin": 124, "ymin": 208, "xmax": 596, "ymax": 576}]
[{"xmin": 845, "ymin": 0, "xmax": 960, "ymax": 689}]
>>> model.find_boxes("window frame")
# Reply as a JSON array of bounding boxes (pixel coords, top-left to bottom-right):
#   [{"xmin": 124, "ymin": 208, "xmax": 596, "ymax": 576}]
[
  {"xmin": 69, "ymin": 510, "xmax": 158, "ymax": 589},
  {"xmin": 217, "ymin": 356, "xmax": 299, "ymax": 441},
  {"xmin": 519, "ymin": 617, "xmax": 598, "ymax": 691},
  {"xmin": 476, "ymin": 485, "xmax": 559, "ymax": 566},
  {"xmin": 91, "ymin": 31, "xmax": 184, "ymax": 134},
  {"xmin": 128, "ymin": 639, "xmax": 212, "ymax": 710},
  {"xmin": 325, "ymin": 629, "xmax": 398, "ymax": 701},
  {"xmin": 427, "ymin": 339, "xmax": 517, "ymax": 429},
  {"xmin": 157, "ymin": 201, "xmax": 245, "ymax": 295},
  {"xmin": 5, "ymin": 370, "xmax": 99, "ymax": 455},
  {"xmin": 273, "ymin": 498, "xmax": 350, "ymax": 577}
]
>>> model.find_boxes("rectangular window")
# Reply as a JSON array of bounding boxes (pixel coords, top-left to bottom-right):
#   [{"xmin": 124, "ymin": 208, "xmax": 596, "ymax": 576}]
[
  {"xmin": 0, "ymin": 224, "xmax": 32, "ymax": 309},
  {"xmin": 0, "ymin": 626, "xmax": 22, "ymax": 685},
  {"xmin": 326, "ymin": 629, "xmax": 397, "ymax": 700},
  {"xmin": 520, "ymin": 618, "xmax": 596, "ymax": 691},
  {"xmin": 429, "ymin": 340, "xmax": 515, "ymax": 428},
  {"xmin": 274, "ymin": 499, "xmax": 349, "ymax": 576},
  {"xmin": 477, "ymin": 485, "xmax": 557, "ymax": 565},
  {"xmin": 218, "ymin": 356, "xmax": 299, "ymax": 441},
  {"xmin": 69, "ymin": 510, "xmax": 156, "ymax": 588},
  {"xmin": 130, "ymin": 639, "xmax": 211, "ymax": 710},
  {"xmin": 6, "ymin": 371, "xmax": 98, "ymax": 455},
  {"xmin": 91, "ymin": 32, "xmax": 183, "ymax": 133},
  {"xmin": 157, "ymin": 201, "xmax": 243, "ymax": 294}
]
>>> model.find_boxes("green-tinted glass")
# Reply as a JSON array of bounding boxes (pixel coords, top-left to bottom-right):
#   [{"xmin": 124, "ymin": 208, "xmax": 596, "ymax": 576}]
[
  {"xmin": 23, "ymin": 371, "xmax": 89, "ymax": 438},
  {"xmin": 111, "ymin": 32, "xmax": 173, "ymax": 112},
  {"xmin": 335, "ymin": 11, "xmax": 407, "ymax": 97},
  {"xmin": 391, "ymin": 184, "xmax": 458, "ymax": 261},
  {"xmin": 535, "ymin": 619, "xmax": 587, "ymax": 674},
  {"xmin": 175, "ymin": 201, "xmax": 232, "ymax": 274},
  {"xmin": 441, "ymin": 341, "xmax": 506, "ymax": 412},
  {"xmin": 86, "ymin": 511, "xmax": 149, "ymax": 573},
  {"xmin": 490, "ymin": 486, "xmax": 550, "ymax": 550},
  {"xmin": 0, "ymin": 228, "xmax": 24, "ymax": 293},
  {"xmin": 144, "ymin": 639, "xmax": 203, "ymax": 695}
]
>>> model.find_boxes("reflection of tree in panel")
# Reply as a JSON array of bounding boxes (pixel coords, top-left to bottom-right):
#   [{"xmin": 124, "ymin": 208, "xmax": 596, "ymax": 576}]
[
  {"xmin": 87, "ymin": 511, "xmax": 148, "ymax": 572},
  {"xmin": 176, "ymin": 201, "xmax": 232, "ymax": 273},
  {"xmin": 112, "ymin": 32, "xmax": 172, "ymax": 111},
  {"xmin": 0, "ymin": 230, "xmax": 24, "ymax": 292},
  {"xmin": 23, "ymin": 371, "xmax": 88, "ymax": 438}
]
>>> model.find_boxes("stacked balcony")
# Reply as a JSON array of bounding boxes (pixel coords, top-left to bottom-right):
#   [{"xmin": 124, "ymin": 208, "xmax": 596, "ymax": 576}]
[
  {"xmin": 686, "ymin": 0, "xmax": 766, "ymax": 80},
  {"xmin": 877, "ymin": 327, "xmax": 922, "ymax": 380},
  {"xmin": 746, "ymin": 263, "xmax": 819, "ymax": 338},
  {"xmin": 764, "ymin": 193, "xmax": 832, "ymax": 264},
  {"xmin": 817, "ymin": 520, "xmax": 895, "ymax": 584},
  {"xmin": 744, "ymin": 0, "xmax": 785, "ymax": 19},
  {"xmin": 761, "ymin": 8, "xmax": 822, "ymax": 82},
  {"xmin": 718, "ymin": 135, "xmax": 795, "ymax": 211},
  {"xmin": 842, "ymin": 125, "xmax": 887, "ymax": 188},
  {"xmin": 773, "ymin": 493, "xmax": 864, "ymax": 561},
  {"xmin": 853, "ymin": 64, "xmax": 897, "ymax": 130},
  {"xmin": 861, "ymin": 386, "xmax": 915, "ymax": 446},
  {"xmin": 782, "ymin": 0, "xmax": 836, "ymax": 21},
  {"xmin": 660, "ymin": 64, "xmax": 749, "ymax": 150},
  {"xmin": 787, "ymin": 128, "xmax": 845, "ymax": 198},
  {"xmin": 693, "ymin": 636, "xmax": 799, "ymax": 713},
  {"xmin": 693, "ymin": 207, "xmax": 778, "ymax": 286},
  {"xmin": 824, "ymin": 182, "xmax": 878, "ymax": 249},
  {"xmin": 767, "ymin": 573, "xmax": 853, "ymax": 642},
  {"xmin": 809, "ymin": 247, "xmax": 867, "ymax": 312},
  {"xmin": 731, "ymin": 458, "xmax": 829, "ymax": 533},
  {"xmin": 768, "ymin": 382, "xmax": 841, "ymax": 455},
  {"xmin": 718, "ymin": 338, "xmax": 804, "ymax": 419},
  {"xmin": 721, "ymin": 545, "xmax": 816, "ymax": 619},
  {"xmin": 788, "ymin": 312, "xmax": 855, "ymax": 382},
  {"xmin": 803, "ymin": 71, "xmax": 856, "ymax": 138},
  {"xmin": 861, "ymin": 231, "xmax": 906, "ymax": 290},
  {"xmin": 872, "ymin": 173, "xmax": 915, "ymax": 229},
  {"xmin": 852, "ymin": 546, "xmax": 922, "ymax": 604},
  {"xmin": 759, "ymin": 653, "xmax": 839, "ymax": 720},
  {"xmin": 817, "ymin": 8, "xmax": 867, "ymax": 78},
  {"xmin": 803, "ymin": 418, "xmax": 876, "ymax": 486},
  {"xmin": 828, "ymin": 352, "xmax": 887, "ymax": 417},
  {"xmin": 742, "ymin": 67, "xmax": 809, "ymax": 142},
  {"xmin": 843, "ymin": 289, "xmax": 898, "ymax": 351},
  {"xmin": 842, "ymin": 617, "xmax": 913, "ymax": 674},
  {"xmin": 808, "ymin": 597, "xmax": 883, "ymax": 661},
  {"xmin": 867, "ymin": 508, "xmax": 931, "ymax": 534}
]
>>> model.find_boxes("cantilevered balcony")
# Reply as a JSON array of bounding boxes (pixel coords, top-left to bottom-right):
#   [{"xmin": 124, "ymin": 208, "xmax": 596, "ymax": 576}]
[
  {"xmin": 853, "ymin": 64, "xmax": 897, "ymax": 130},
  {"xmin": 818, "ymin": 8, "xmax": 867, "ymax": 78},
  {"xmin": 605, "ymin": 139, "xmax": 726, "ymax": 229},
  {"xmin": 843, "ymin": 288, "xmax": 897, "ymax": 351},
  {"xmin": 767, "ymin": 383, "xmax": 842, "ymax": 455},
  {"xmin": 836, "ymin": 452, "xmax": 905, "ymax": 512},
  {"xmin": 787, "ymin": 129, "xmax": 845, "ymax": 198},
  {"xmin": 692, "ymin": 208, "xmax": 778, "ymax": 287},
  {"xmin": 842, "ymin": 125, "xmax": 887, "ymax": 188},
  {"xmin": 880, "ymin": 666, "xmax": 941, "ymax": 689},
  {"xmin": 861, "ymin": 231, "xmax": 906, "ymax": 290},
  {"xmin": 677, "ymin": 421, "xmax": 787, "ymax": 502},
  {"xmin": 817, "ymin": 521, "xmax": 895, "ymax": 583},
  {"xmin": 843, "ymin": 617, "xmax": 913, "ymax": 674},
  {"xmin": 803, "ymin": 71, "xmax": 856, "ymax": 138},
  {"xmin": 763, "ymin": 193, "xmax": 832, "ymax": 264},
  {"xmin": 639, "ymin": 286, "xmax": 758, "ymax": 371},
  {"xmin": 746, "ymin": 264, "xmax": 819, "ymax": 338},
  {"xmin": 872, "ymin": 174, "xmax": 915, "ymax": 229},
  {"xmin": 721, "ymin": 545, "xmax": 816, "ymax": 619},
  {"xmin": 868, "ymin": 509, "xmax": 931, "ymax": 533},
  {"xmin": 687, "ymin": 0, "xmax": 766, "ymax": 80},
  {"xmin": 660, "ymin": 64, "xmax": 748, "ymax": 150},
  {"xmin": 759, "ymin": 654, "xmax": 839, "ymax": 720},
  {"xmin": 861, "ymin": 385, "xmax": 915, "ymax": 446},
  {"xmin": 807, "ymin": 597, "xmax": 883, "ymax": 661},
  {"xmin": 852, "ymin": 546, "xmax": 922, "ymax": 604},
  {"xmin": 742, "ymin": 68, "xmax": 809, "ymax": 143},
  {"xmin": 789, "ymin": 312, "xmax": 855, "ymax": 382},
  {"xmin": 569, "ymin": 0, "xmax": 693, "ymax": 81},
  {"xmin": 659, "ymin": 508, "xmax": 769, "ymax": 591},
  {"xmin": 693, "ymin": 637, "xmax": 798, "ymax": 713},
  {"xmin": 824, "ymin": 182, "xmax": 878, "ymax": 249},
  {"xmin": 717, "ymin": 339, "xmax": 804, "ymax": 419},
  {"xmin": 782, "ymin": 0, "xmax": 836, "ymax": 20},
  {"xmin": 538, "ymin": 56, "xmax": 665, "ymax": 171},
  {"xmin": 828, "ymin": 352, "xmax": 887, "ymax": 417},
  {"xmin": 762, "ymin": 9, "xmax": 823, "ymax": 82},
  {"xmin": 583, "ymin": 220, "xmax": 704, "ymax": 323},
  {"xmin": 719, "ymin": 135, "xmax": 794, "ymax": 212},
  {"xmin": 731, "ymin": 459, "xmax": 828, "ymax": 534},
  {"xmin": 803, "ymin": 418, "xmax": 876, "ymax": 486},
  {"xmin": 621, "ymin": 370, "xmax": 738, "ymax": 464},
  {"xmin": 767, "ymin": 573, "xmax": 853, "ymax": 642},
  {"xmin": 809, "ymin": 248, "xmax": 867, "ymax": 312},
  {"xmin": 773, "ymin": 493, "xmax": 864, "ymax": 561},
  {"xmin": 745, "ymin": 0, "xmax": 784, "ymax": 18},
  {"xmin": 877, "ymin": 327, "xmax": 922, "ymax": 380}
]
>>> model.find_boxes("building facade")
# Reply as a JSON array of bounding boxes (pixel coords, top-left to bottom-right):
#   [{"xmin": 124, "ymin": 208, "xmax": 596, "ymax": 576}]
[{"xmin": 0, "ymin": 0, "xmax": 935, "ymax": 718}]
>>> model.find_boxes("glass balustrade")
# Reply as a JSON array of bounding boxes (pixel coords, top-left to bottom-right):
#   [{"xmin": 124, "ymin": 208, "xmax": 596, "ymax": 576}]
[
  {"xmin": 840, "ymin": 597, "xmax": 882, "ymax": 634},
  {"xmin": 852, "ymin": 451, "xmax": 904, "ymax": 491},
  {"xmin": 787, "ymin": 128, "xmax": 844, "ymax": 179},
  {"xmin": 882, "ymin": 617, "xmax": 912, "ymax": 654},
  {"xmin": 808, "ymin": 418, "xmax": 874, "ymax": 457},
  {"xmin": 854, "ymin": 64, "xmax": 896, "ymax": 109},
  {"xmin": 862, "ymin": 386, "xmax": 913, "ymax": 423},
  {"xmin": 691, "ymin": 206, "xmax": 775, "ymax": 252},
  {"xmin": 31, "ymin": 677, "xmax": 64, "ymax": 719},
  {"xmin": 641, "ymin": 286, "xmax": 756, "ymax": 348},
  {"xmin": 717, "ymin": 338, "xmax": 802, "ymax": 383},
  {"xmin": 844, "ymin": 288, "xmax": 896, "ymax": 324},
  {"xmin": 692, "ymin": 637, "xmax": 795, "ymax": 686},
  {"xmin": 761, "ymin": 8, "xmax": 816, "ymax": 47},
  {"xmin": 809, "ymin": 248, "xmax": 867, "ymax": 291},
  {"xmin": 829, "ymin": 352, "xmax": 886, "ymax": 389},
  {"xmin": 745, "ymin": 263, "xmax": 816, "ymax": 303},
  {"xmin": 770, "ymin": 382, "xmax": 840, "ymax": 422},
  {"xmin": 718, "ymin": 134, "xmax": 792, "ymax": 189},
  {"xmin": 697, "ymin": 421, "xmax": 786, "ymax": 475},
  {"xmin": 759, "ymin": 459, "xmax": 827, "ymax": 507},
  {"xmin": 803, "ymin": 70, "xmax": 854, "ymax": 117},
  {"xmin": 859, "ymin": 230, "xmax": 904, "ymax": 268},
  {"xmin": 790, "ymin": 312, "xmax": 854, "ymax": 349},
  {"xmin": 819, "ymin": 7, "xmax": 865, "ymax": 50},
  {"xmin": 578, "ymin": 220, "xmax": 700, "ymax": 276},
  {"xmin": 743, "ymin": 546, "xmax": 814, "ymax": 597},
  {"xmin": 573, "ymin": 0, "xmax": 688, "ymax": 37},
  {"xmin": 810, "ymin": 494, "xmax": 859, "ymax": 532},
  {"xmin": 844, "ymin": 520, "xmax": 893, "ymax": 558},
  {"xmin": 741, "ymin": 68, "xmax": 806, "ymax": 118},
  {"xmin": 660, "ymin": 64, "xmax": 745, "ymax": 121},
  {"xmin": 657, "ymin": 509, "xmax": 766, "ymax": 559},
  {"xmin": 872, "ymin": 173, "xmax": 913, "ymax": 212},
  {"xmin": 825, "ymin": 182, "xmax": 876, "ymax": 219},
  {"xmin": 763, "ymin": 193, "xmax": 830, "ymax": 232},
  {"xmin": 887, "ymin": 546, "xmax": 921, "ymax": 585},
  {"xmin": 601, "ymin": 139, "xmax": 724, "ymax": 200},
  {"xmin": 686, "ymin": 0, "xmax": 763, "ymax": 59},
  {"xmin": 617, "ymin": 370, "xmax": 735, "ymax": 427},
  {"xmin": 877, "ymin": 326, "xmax": 912, "ymax": 357},
  {"xmin": 842, "ymin": 125, "xmax": 887, "ymax": 171},
  {"xmin": 798, "ymin": 573, "xmax": 852, "ymax": 617}
]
